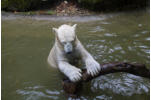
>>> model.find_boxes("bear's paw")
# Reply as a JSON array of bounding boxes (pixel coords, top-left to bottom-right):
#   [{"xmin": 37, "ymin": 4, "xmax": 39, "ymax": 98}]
[{"xmin": 86, "ymin": 58, "xmax": 101, "ymax": 76}]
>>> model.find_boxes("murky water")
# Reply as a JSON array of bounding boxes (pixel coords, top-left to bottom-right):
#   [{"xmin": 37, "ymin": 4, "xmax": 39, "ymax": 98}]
[{"xmin": 2, "ymin": 10, "xmax": 150, "ymax": 100}]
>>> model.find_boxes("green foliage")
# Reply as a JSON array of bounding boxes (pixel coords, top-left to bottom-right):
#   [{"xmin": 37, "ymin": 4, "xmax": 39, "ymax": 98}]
[
  {"xmin": 2, "ymin": 0, "xmax": 42, "ymax": 11},
  {"xmin": 2, "ymin": 0, "xmax": 149, "ymax": 12},
  {"xmin": 78, "ymin": 0, "xmax": 149, "ymax": 11},
  {"xmin": 78, "ymin": 0, "xmax": 102, "ymax": 4}
]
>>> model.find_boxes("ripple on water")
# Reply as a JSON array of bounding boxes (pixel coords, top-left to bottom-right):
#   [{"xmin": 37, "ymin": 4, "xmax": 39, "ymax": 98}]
[
  {"xmin": 96, "ymin": 95, "xmax": 112, "ymax": 100},
  {"xmin": 90, "ymin": 26, "xmax": 105, "ymax": 33},
  {"xmin": 138, "ymin": 45, "xmax": 149, "ymax": 49},
  {"xmin": 141, "ymin": 30, "xmax": 148, "ymax": 34},
  {"xmin": 16, "ymin": 89, "xmax": 58, "ymax": 100},
  {"xmin": 24, "ymin": 85, "xmax": 44, "ymax": 90},
  {"xmin": 145, "ymin": 37, "xmax": 150, "ymax": 41},
  {"xmin": 91, "ymin": 73, "xmax": 149, "ymax": 96},
  {"xmin": 133, "ymin": 34, "xmax": 140, "ymax": 38},
  {"xmin": 45, "ymin": 89, "xmax": 60, "ymax": 95},
  {"xmin": 16, "ymin": 85, "xmax": 60, "ymax": 100},
  {"xmin": 113, "ymin": 45, "xmax": 122, "ymax": 51},
  {"xmin": 104, "ymin": 33, "xmax": 117, "ymax": 37},
  {"xmin": 100, "ymin": 21, "xmax": 111, "ymax": 25}
]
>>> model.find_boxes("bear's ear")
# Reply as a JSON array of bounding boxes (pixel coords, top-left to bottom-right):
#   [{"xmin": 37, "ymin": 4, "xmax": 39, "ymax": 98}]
[
  {"xmin": 72, "ymin": 24, "xmax": 77, "ymax": 30},
  {"xmin": 52, "ymin": 28, "xmax": 58, "ymax": 34}
]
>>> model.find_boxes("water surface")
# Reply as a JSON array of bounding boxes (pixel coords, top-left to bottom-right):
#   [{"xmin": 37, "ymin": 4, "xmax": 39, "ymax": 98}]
[{"xmin": 2, "ymin": 10, "xmax": 150, "ymax": 100}]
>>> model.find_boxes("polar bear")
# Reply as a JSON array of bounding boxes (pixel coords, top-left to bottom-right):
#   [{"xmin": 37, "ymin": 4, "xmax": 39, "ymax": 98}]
[{"xmin": 48, "ymin": 24, "xmax": 101, "ymax": 82}]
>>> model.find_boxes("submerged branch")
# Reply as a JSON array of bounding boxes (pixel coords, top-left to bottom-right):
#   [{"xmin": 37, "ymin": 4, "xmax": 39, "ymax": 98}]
[{"xmin": 62, "ymin": 62, "xmax": 149, "ymax": 94}]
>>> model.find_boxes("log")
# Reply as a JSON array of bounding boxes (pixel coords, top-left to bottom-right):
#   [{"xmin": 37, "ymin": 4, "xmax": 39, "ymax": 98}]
[{"xmin": 62, "ymin": 62, "xmax": 149, "ymax": 95}]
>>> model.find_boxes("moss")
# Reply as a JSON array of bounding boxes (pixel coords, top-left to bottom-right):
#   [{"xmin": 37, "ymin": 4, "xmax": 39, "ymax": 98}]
[{"xmin": 46, "ymin": 10, "xmax": 55, "ymax": 15}]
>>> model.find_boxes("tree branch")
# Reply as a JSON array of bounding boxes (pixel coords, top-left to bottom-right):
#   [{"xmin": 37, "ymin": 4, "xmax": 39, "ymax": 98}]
[{"xmin": 62, "ymin": 62, "xmax": 149, "ymax": 95}]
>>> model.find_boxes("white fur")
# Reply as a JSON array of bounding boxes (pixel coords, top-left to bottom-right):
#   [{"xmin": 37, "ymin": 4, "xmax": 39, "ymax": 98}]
[
  {"xmin": 48, "ymin": 24, "xmax": 101, "ymax": 82},
  {"xmin": 85, "ymin": 58, "xmax": 101, "ymax": 76}
]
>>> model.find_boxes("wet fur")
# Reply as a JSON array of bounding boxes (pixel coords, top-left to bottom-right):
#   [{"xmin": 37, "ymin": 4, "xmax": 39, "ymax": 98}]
[{"xmin": 48, "ymin": 24, "xmax": 101, "ymax": 82}]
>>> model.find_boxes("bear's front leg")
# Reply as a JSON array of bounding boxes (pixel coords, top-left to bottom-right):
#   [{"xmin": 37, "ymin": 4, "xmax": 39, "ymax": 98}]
[
  {"xmin": 58, "ymin": 61, "xmax": 82, "ymax": 82},
  {"xmin": 76, "ymin": 40, "xmax": 101, "ymax": 76},
  {"xmin": 85, "ymin": 57, "xmax": 101, "ymax": 76}
]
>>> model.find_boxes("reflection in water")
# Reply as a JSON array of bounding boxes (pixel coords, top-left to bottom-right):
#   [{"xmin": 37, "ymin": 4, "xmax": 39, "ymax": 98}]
[{"xmin": 2, "ymin": 10, "xmax": 149, "ymax": 100}]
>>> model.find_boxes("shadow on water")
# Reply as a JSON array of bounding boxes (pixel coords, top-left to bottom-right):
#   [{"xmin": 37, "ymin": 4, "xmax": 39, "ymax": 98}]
[{"xmin": 2, "ymin": 10, "xmax": 149, "ymax": 100}]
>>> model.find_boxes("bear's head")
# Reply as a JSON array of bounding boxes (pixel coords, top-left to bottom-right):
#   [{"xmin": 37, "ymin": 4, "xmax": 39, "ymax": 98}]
[{"xmin": 53, "ymin": 24, "xmax": 77, "ymax": 54}]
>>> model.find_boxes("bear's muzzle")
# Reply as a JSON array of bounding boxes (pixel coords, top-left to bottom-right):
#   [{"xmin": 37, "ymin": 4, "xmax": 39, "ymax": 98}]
[{"xmin": 64, "ymin": 42, "xmax": 73, "ymax": 54}]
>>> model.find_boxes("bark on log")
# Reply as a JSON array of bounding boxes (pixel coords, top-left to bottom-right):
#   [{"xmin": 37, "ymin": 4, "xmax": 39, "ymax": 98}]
[{"xmin": 62, "ymin": 62, "xmax": 149, "ymax": 95}]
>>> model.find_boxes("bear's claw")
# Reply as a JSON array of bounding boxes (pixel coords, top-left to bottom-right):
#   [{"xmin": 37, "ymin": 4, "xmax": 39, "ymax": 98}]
[
  {"xmin": 86, "ymin": 58, "xmax": 101, "ymax": 76},
  {"xmin": 67, "ymin": 67, "xmax": 82, "ymax": 82}
]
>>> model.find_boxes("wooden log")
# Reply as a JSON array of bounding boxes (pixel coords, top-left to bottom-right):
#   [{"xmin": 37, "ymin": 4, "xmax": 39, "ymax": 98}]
[{"xmin": 62, "ymin": 62, "xmax": 149, "ymax": 95}]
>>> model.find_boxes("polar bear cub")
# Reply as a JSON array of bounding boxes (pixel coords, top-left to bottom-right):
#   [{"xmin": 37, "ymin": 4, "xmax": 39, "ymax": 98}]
[{"xmin": 48, "ymin": 24, "xmax": 101, "ymax": 82}]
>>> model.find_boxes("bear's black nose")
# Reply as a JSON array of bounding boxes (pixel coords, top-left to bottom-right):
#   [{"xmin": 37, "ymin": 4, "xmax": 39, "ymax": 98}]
[{"xmin": 66, "ymin": 51, "xmax": 72, "ymax": 54}]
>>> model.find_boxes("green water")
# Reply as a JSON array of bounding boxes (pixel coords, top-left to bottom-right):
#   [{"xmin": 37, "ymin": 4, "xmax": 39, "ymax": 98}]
[{"xmin": 2, "ymin": 10, "xmax": 150, "ymax": 100}]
